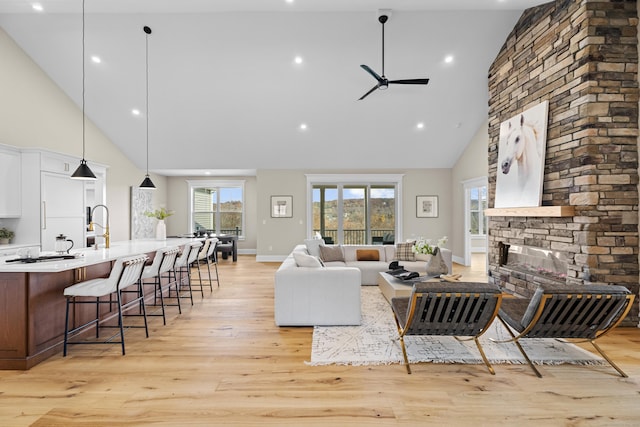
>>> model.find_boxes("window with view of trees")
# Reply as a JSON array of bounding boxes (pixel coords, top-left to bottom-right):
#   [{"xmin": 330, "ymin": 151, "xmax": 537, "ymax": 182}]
[
  {"xmin": 189, "ymin": 181, "xmax": 244, "ymax": 237},
  {"xmin": 312, "ymin": 184, "xmax": 396, "ymax": 245}
]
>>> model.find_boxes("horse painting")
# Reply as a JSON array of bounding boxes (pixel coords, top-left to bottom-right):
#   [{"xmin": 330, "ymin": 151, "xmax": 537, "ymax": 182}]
[{"xmin": 495, "ymin": 101, "xmax": 548, "ymax": 208}]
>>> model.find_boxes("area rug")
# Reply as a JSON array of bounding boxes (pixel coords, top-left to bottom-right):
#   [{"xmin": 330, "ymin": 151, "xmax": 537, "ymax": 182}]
[{"xmin": 307, "ymin": 287, "xmax": 606, "ymax": 367}]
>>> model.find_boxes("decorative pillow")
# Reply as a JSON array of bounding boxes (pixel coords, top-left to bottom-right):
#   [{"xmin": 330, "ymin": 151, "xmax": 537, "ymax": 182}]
[
  {"xmin": 293, "ymin": 252, "xmax": 323, "ymax": 268},
  {"xmin": 356, "ymin": 249, "xmax": 380, "ymax": 261},
  {"xmin": 319, "ymin": 245, "xmax": 344, "ymax": 262},
  {"xmin": 395, "ymin": 241, "xmax": 416, "ymax": 261},
  {"xmin": 304, "ymin": 238, "xmax": 325, "ymax": 258}
]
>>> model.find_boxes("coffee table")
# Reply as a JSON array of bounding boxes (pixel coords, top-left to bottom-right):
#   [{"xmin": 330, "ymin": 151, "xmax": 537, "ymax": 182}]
[{"xmin": 377, "ymin": 272, "xmax": 439, "ymax": 303}]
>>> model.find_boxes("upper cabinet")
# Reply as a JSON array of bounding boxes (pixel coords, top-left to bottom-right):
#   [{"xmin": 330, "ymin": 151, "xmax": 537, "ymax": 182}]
[{"xmin": 0, "ymin": 145, "xmax": 22, "ymax": 218}]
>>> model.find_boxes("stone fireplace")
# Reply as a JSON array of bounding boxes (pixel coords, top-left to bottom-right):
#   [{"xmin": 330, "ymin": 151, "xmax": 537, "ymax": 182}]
[{"xmin": 486, "ymin": 0, "xmax": 639, "ymax": 325}]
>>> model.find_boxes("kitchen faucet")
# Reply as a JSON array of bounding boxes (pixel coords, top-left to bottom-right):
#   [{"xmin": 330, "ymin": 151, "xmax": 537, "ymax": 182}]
[{"xmin": 88, "ymin": 204, "xmax": 110, "ymax": 249}]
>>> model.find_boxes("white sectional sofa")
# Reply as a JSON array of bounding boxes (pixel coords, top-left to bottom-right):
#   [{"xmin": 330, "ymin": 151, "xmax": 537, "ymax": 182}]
[{"xmin": 274, "ymin": 242, "xmax": 452, "ymax": 326}]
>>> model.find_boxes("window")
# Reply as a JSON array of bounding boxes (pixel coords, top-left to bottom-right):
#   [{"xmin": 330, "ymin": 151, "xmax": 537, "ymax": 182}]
[
  {"xmin": 307, "ymin": 174, "xmax": 402, "ymax": 245},
  {"xmin": 188, "ymin": 180, "xmax": 244, "ymax": 237}
]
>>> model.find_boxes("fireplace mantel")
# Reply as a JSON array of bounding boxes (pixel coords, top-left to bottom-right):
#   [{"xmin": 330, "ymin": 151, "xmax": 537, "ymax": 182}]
[{"xmin": 485, "ymin": 206, "xmax": 574, "ymax": 217}]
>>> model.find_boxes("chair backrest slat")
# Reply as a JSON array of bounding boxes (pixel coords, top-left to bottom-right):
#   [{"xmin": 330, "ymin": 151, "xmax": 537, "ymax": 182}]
[
  {"xmin": 526, "ymin": 293, "xmax": 630, "ymax": 339},
  {"xmin": 403, "ymin": 284, "xmax": 502, "ymax": 338}
]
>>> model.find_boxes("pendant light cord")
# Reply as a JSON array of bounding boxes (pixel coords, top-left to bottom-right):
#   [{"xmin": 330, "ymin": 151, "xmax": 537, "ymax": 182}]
[
  {"xmin": 81, "ymin": 0, "xmax": 86, "ymax": 160},
  {"xmin": 381, "ymin": 21, "xmax": 385, "ymax": 77},
  {"xmin": 145, "ymin": 29, "xmax": 149, "ymax": 176}
]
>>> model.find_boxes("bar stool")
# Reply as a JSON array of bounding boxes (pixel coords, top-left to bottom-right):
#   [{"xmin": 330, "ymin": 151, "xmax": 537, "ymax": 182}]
[
  {"xmin": 172, "ymin": 241, "xmax": 203, "ymax": 305},
  {"xmin": 193, "ymin": 237, "xmax": 220, "ymax": 295},
  {"xmin": 140, "ymin": 246, "xmax": 181, "ymax": 325},
  {"xmin": 63, "ymin": 254, "xmax": 148, "ymax": 356}
]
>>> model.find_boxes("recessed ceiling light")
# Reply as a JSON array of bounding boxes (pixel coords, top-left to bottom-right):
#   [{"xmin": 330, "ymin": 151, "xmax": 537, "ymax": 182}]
[
  {"xmin": 91, "ymin": 55, "xmax": 101, "ymax": 64},
  {"xmin": 444, "ymin": 55, "xmax": 454, "ymax": 64},
  {"xmin": 294, "ymin": 56, "xmax": 303, "ymax": 65},
  {"xmin": 132, "ymin": 109, "xmax": 141, "ymax": 116},
  {"xmin": 416, "ymin": 122, "xmax": 425, "ymax": 130},
  {"xmin": 285, "ymin": 0, "xmax": 294, "ymax": 4},
  {"xmin": 204, "ymin": 171, "xmax": 211, "ymax": 175},
  {"xmin": 31, "ymin": 3, "xmax": 43, "ymax": 12},
  {"xmin": 299, "ymin": 123, "xmax": 308, "ymax": 131}
]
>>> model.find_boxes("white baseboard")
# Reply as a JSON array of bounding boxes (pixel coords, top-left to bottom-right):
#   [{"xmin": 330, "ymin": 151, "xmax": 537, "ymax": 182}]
[
  {"xmin": 452, "ymin": 255, "xmax": 465, "ymax": 266},
  {"xmin": 256, "ymin": 255, "xmax": 288, "ymax": 263}
]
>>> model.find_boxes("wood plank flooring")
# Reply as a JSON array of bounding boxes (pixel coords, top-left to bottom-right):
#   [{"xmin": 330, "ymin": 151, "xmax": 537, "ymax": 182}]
[{"xmin": 1, "ymin": 255, "xmax": 639, "ymax": 426}]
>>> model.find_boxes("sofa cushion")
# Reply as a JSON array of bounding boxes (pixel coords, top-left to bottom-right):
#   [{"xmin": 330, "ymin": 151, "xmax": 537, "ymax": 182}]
[
  {"xmin": 319, "ymin": 245, "xmax": 344, "ymax": 262},
  {"xmin": 293, "ymin": 252, "xmax": 324, "ymax": 268},
  {"xmin": 304, "ymin": 238, "xmax": 325, "ymax": 258},
  {"xmin": 356, "ymin": 249, "xmax": 380, "ymax": 261},
  {"xmin": 395, "ymin": 242, "xmax": 416, "ymax": 261}
]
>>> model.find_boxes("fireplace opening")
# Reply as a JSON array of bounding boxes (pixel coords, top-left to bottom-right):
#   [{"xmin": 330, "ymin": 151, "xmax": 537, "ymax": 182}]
[{"xmin": 503, "ymin": 244, "xmax": 569, "ymax": 282}]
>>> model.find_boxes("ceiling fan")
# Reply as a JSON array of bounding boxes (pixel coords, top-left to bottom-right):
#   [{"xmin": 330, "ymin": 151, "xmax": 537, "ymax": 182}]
[{"xmin": 359, "ymin": 13, "xmax": 430, "ymax": 100}]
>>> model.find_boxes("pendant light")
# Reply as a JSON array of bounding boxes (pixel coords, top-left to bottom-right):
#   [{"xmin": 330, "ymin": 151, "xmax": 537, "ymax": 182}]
[
  {"xmin": 139, "ymin": 25, "xmax": 156, "ymax": 189},
  {"xmin": 71, "ymin": 0, "xmax": 97, "ymax": 180}
]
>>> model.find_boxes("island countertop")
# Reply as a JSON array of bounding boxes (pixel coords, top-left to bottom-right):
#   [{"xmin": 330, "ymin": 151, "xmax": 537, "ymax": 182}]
[{"xmin": 0, "ymin": 238, "xmax": 199, "ymax": 273}]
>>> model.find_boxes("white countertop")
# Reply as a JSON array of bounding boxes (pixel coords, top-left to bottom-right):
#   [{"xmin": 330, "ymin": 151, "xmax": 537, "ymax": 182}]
[{"xmin": 0, "ymin": 238, "xmax": 200, "ymax": 273}]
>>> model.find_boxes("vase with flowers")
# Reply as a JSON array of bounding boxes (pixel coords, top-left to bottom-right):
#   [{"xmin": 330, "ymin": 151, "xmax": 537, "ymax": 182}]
[
  {"xmin": 412, "ymin": 236, "xmax": 448, "ymax": 261},
  {"xmin": 144, "ymin": 208, "xmax": 174, "ymax": 240}
]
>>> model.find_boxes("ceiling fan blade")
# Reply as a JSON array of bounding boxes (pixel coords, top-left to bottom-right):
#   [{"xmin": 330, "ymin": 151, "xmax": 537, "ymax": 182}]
[
  {"xmin": 358, "ymin": 84, "xmax": 380, "ymax": 100},
  {"xmin": 360, "ymin": 64, "xmax": 384, "ymax": 83},
  {"xmin": 388, "ymin": 78, "xmax": 430, "ymax": 85}
]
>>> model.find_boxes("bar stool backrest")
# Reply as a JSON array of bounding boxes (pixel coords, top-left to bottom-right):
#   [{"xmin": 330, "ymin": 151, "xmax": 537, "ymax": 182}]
[
  {"xmin": 158, "ymin": 247, "xmax": 180, "ymax": 275},
  {"xmin": 176, "ymin": 241, "xmax": 203, "ymax": 267},
  {"xmin": 114, "ymin": 255, "xmax": 148, "ymax": 291},
  {"xmin": 206, "ymin": 238, "xmax": 218, "ymax": 259},
  {"xmin": 197, "ymin": 239, "xmax": 211, "ymax": 261}
]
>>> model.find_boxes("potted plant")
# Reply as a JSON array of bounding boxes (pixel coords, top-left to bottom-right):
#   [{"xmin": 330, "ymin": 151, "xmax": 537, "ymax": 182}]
[
  {"xmin": 144, "ymin": 208, "xmax": 174, "ymax": 240},
  {"xmin": 144, "ymin": 207, "xmax": 174, "ymax": 220},
  {"xmin": 0, "ymin": 227, "xmax": 15, "ymax": 245}
]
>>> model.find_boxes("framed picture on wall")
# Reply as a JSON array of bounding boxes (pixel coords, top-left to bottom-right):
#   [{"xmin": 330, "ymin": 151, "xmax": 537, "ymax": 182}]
[
  {"xmin": 271, "ymin": 195, "xmax": 293, "ymax": 218},
  {"xmin": 416, "ymin": 195, "xmax": 438, "ymax": 218}
]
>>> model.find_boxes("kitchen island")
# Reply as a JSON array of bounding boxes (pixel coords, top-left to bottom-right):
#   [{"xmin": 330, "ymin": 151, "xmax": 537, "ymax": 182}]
[{"xmin": 0, "ymin": 238, "xmax": 198, "ymax": 370}]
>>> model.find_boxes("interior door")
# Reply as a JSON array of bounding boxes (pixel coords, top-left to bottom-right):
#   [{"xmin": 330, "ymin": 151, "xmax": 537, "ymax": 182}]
[{"xmin": 463, "ymin": 177, "xmax": 488, "ymax": 267}]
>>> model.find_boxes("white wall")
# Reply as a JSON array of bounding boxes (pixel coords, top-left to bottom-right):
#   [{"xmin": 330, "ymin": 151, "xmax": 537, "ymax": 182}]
[
  {"xmin": 253, "ymin": 168, "xmax": 452, "ymax": 261},
  {"xmin": 0, "ymin": 28, "xmax": 167, "ymax": 242},
  {"xmin": 451, "ymin": 121, "xmax": 489, "ymax": 263}
]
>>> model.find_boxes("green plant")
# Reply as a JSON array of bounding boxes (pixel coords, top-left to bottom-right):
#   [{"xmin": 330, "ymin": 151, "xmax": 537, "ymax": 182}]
[
  {"xmin": 0, "ymin": 227, "xmax": 15, "ymax": 240},
  {"xmin": 144, "ymin": 208, "xmax": 174, "ymax": 220}
]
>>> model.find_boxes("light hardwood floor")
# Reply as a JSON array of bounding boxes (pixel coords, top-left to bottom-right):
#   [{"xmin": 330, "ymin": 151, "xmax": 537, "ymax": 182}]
[{"xmin": 1, "ymin": 256, "xmax": 639, "ymax": 426}]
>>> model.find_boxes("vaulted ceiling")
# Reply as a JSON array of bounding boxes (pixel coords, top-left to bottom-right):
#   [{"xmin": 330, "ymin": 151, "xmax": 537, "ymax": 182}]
[{"xmin": 0, "ymin": 0, "xmax": 548, "ymax": 175}]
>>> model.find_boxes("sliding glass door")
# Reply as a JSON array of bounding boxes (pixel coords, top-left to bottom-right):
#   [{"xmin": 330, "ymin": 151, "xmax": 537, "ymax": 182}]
[{"xmin": 312, "ymin": 183, "xmax": 396, "ymax": 245}]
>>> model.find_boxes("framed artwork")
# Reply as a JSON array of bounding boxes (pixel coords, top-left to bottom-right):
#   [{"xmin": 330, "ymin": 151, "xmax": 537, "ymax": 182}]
[
  {"xmin": 271, "ymin": 195, "xmax": 293, "ymax": 218},
  {"xmin": 495, "ymin": 100, "xmax": 549, "ymax": 208},
  {"xmin": 416, "ymin": 195, "xmax": 438, "ymax": 218},
  {"xmin": 131, "ymin": 187, "xmax": 155, "ymax": 239}
]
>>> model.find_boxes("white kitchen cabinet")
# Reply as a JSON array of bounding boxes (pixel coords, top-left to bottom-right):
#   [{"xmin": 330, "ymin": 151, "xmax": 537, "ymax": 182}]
[
  {"xmin": 13, "ymin": 149, "xmax": 106, "ymax": 250},
  {"xmin": 0, "ymin": 145, "xmax": 22, "ymax": 217}
]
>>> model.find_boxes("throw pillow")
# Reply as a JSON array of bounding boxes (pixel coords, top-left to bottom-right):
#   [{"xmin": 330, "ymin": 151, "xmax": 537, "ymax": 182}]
[
  {"xmin": 395, "ymin": 241, "xmax": 416, "ymax": 261},
  {"xmin": 304, "ymin": 238, "xmax": 325, "ymax": 258},
  {"xmin": 293, "ymin": 252, "xmax": 323, "ymax": 268},
  {"xmin": 356, "ymin": 249, "xmax": 380, "ymax": 261},
  {"xmin": 319, "ymin": 245, "xmax": 344, "ymax": 262}
]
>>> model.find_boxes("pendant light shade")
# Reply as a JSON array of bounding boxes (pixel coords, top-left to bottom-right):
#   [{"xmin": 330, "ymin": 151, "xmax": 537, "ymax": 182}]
[
  {"xmin": 139, "ymin": 25, "xmax": 156, "ymax": 189},
  {"xmin": 71, "ymin": 0, "xmax": 97, "ymax": 181}
]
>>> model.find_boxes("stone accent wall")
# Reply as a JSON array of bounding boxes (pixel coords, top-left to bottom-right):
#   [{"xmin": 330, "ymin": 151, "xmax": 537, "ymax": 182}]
[{"xmin": 487, "ymin": 0, "xmax": 639, "ymax": 324}]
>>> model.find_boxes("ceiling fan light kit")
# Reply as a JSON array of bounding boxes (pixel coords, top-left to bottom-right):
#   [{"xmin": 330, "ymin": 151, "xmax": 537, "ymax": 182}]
[{"xmin": 359, "ymin": 12, "xmax": 429, "ymax": 101}]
